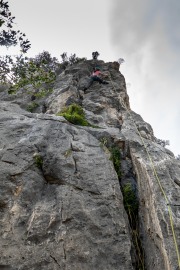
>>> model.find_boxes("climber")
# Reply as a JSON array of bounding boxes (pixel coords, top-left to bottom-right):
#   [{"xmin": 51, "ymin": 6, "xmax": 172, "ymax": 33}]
[{"xmin": 84, "ymin": 67, "xmax": 109, "ymax": 92}]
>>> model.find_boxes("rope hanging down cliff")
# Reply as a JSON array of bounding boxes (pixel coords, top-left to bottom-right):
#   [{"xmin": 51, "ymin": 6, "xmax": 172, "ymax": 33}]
[{"xmin": 108, "ymin": 72, "xmax": 180, "ymax": 269}]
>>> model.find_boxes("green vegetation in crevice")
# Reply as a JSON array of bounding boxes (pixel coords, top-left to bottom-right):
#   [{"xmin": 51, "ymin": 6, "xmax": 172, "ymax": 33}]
[
  {"xmin": 122, "ymin": 183, "xmax": 145, "ymax": 270},
  {"xmin": 64, "ymin": 149, "xmax": 72, "ymax": 158},
  {"xmin": 109, "ymin": 146, "xmax": 121, "ymax": 178},
  {"xmin": 108, "ymin": 143, "xmax": 145, "ymax": 270},
  {"xmin": 33, "ymin": 153, "xmax": 43, "ymax": 169},
  {"xmin": 56, "ymin": 104, "xmax": 90, "ymax": 126},
  {"xmin": 122, "ymin": 183, "xmax": 139, "ymax": 217},
  {"xmin": 27, "ymin": 102, "xmax": 39, "ymax": 112}
]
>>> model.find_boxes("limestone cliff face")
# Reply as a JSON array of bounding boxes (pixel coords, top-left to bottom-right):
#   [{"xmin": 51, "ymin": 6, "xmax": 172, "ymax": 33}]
[{"xmin": 0, "ymin": 60, "xmax": 180, "ymax": 270}]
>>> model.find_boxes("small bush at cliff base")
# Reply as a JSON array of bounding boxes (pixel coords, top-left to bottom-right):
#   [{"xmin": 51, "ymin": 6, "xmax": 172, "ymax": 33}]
[{"xmin": 57, "ymin": 104, "xmax": 90, "ymax": 126}]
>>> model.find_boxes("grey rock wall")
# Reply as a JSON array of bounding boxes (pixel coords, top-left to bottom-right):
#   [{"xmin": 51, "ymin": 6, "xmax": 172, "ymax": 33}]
[
  {"xmin": 0, "ymin": 59, "xmax": 180, "ymax": 270},
  {"xmin": 0, "ymin": 101, "xmax": 133, "ymax": 270}
]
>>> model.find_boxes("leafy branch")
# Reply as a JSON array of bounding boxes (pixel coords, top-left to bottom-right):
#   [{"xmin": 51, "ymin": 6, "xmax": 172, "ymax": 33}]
[
  {"xmin": 0, "ymin": 51, "xmax": 59, "ymax": 94},
  {"xmin": 0, "ymin": 0, "xmax": 31, "ymax": 52}
]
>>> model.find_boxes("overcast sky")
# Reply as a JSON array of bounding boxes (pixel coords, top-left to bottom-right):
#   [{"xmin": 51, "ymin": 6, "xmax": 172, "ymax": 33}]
[{"xmin": 2, "ymin": 0, "xmax": 180, "ymax": 156}]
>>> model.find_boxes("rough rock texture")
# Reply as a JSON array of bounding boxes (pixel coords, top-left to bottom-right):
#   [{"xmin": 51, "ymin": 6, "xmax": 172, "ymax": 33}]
[
  {"xmin": 0, "ymin": 103, "xmax": 132, "ymax": 269},
  {"xmin": 122, "ymin": 111, "xmax": 180, "ymax": 270},
  {"xmin": 0, "ymin": 59, "xmax": 180, "ymax": 270}
]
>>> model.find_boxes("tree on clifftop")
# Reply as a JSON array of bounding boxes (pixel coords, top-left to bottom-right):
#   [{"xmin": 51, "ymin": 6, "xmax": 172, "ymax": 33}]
[
  {"xmin": 92, "ymin": 51, "xmax": 100, "ymax": 60},
  {"xmin": 0, "ymin": 0, "xmax": 31, "ymax": 52}
]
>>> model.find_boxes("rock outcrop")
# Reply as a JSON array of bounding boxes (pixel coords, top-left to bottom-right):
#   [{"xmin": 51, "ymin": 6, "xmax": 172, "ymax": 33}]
[{"xmin": 0, "ymin": 59, "xmax": 180, "ymax": 270}]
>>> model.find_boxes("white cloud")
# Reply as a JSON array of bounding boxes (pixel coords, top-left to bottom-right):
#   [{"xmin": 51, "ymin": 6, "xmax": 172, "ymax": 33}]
[{"xmin": 110, "ymin": 0, "xmax": 180, "ymax": 155}]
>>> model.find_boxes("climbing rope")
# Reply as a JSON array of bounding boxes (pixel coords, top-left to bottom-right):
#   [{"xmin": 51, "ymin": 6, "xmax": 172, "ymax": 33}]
[{"xmin": 108, "ymin": 73, "xmax": 180, "ymax": 269}]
